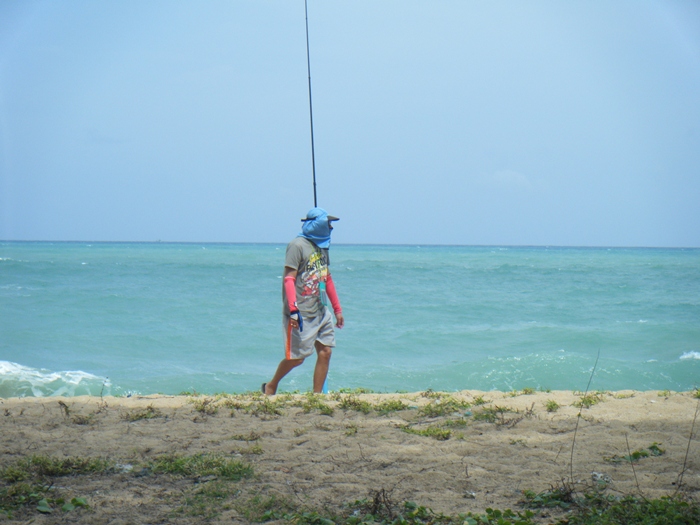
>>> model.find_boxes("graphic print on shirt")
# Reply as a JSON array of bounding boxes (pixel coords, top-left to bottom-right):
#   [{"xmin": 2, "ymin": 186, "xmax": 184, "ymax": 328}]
[{"xmin": 299, "ymin": 249, "xmax": 328, "ymax": 299}]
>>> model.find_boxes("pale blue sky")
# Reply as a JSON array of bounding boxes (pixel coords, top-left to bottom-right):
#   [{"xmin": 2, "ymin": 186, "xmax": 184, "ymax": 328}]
[{"xmin": 1, "ymin": 1, "xmax": 699, "ymax": 246}]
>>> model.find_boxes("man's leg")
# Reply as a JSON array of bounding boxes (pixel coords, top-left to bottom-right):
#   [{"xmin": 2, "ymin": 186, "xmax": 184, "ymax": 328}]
[
  {"xmin": 313, "ymin": 341, "xmax": 332, "ymax": 393},
  {"xmin": 266, "ymin": 313, "xmax": 312, "ymax": 395},
  {"xmin": 264, "ymin": 358, "xmax": 304, "ymax": 395}
]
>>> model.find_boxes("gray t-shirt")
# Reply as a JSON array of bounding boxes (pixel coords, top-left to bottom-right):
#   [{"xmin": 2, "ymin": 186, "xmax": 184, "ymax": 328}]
[{"xmin": 283, "ymin": 236, "xmax": 330, "ymax": 318}]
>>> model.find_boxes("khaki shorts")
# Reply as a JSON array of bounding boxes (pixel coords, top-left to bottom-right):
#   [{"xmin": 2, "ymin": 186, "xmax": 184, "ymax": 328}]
[{"xmin": 283, "ymin": 308, "xmax": 336, "ymax": 360}]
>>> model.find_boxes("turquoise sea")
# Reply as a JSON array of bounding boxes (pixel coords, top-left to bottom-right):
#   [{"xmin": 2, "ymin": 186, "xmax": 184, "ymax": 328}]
[{"xmin": 1, "ymin": 242, "xmax": 698, "ymax": 398}]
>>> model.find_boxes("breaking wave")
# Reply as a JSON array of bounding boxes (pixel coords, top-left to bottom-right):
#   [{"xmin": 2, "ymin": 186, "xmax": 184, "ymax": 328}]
[{"xmin": 0, "ymin": 361, "xmax": 111, "ymax": 398}]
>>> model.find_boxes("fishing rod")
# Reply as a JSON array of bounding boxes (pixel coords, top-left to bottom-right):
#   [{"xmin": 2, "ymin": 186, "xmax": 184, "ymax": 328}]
[
  {"xmin": 304, "ymin": 0, "xmax": 318, "ymax": 207},
  {"xmin": 305, "ymin": 1, "xmax": 330, "ymax": 396}
]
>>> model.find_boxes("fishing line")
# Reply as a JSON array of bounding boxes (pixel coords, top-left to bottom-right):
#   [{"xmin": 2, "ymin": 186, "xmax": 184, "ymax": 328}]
[{"xmin": 304, "ymin": 0, "xmax": 318, "ymax": 207}]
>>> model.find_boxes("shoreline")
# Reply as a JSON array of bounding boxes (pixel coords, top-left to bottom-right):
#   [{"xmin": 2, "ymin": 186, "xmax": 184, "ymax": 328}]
[{"xmin": 1, "ymin": 389, "xmax": 698, "ymax": 523}]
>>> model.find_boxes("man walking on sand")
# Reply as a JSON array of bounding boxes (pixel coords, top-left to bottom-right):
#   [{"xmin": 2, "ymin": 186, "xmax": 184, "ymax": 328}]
[{"xmin": 262, "ymin": 208, "xmax": 344, "ymax": 395}]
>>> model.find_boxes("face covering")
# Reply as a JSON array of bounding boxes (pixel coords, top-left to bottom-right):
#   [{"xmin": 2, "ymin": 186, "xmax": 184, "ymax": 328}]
[{"xmin": 298, "ymin": 207, "xmax": 332, "ymax": 248}]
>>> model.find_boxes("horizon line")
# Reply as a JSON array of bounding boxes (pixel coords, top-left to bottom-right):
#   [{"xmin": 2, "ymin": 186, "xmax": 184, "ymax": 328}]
[{"xmin": 1, "ymin": 239, "xmax": 699, "ymax": 250}]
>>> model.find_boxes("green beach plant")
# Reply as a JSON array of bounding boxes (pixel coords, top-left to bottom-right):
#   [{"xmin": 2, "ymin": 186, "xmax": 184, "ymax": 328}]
[
  {"xmin": 506, "ymin": 387, "xmax": 536, "ymax": 397},
  {"xmin": 567, "ymin": 495, "xmax": 700, "ymax": 525},
  {"xmin": 268, "ymin": 498, "xmax": 541, "ymax": 525},
  {"xmin": 60, "ymin": 497, "xmax": 89, "ymax": 512},
  {"xmin": 248, "ymin": 397, "xmax": 284, "ymax": 418},
  {"xmin": 121, "ymin": 404, "xmax": 163, "ymax": 422},
  {"xmin": 521, "ymin": 480, "xmax": 700, "ymax": 525},
  {"xmin": 419, "ymin": 389, "xmax": 448, "ymax": 399},
  {"xmin": 300, "ymin": 393, "xmax": 334, "ymax": 415},
  {"xmin": 239, "ymin": 444, "xmax": 264, "ymax": 455},
  {"xmin": 173, "ymin": 480, "xmax": 236, "ymax": 520},
  {"xmin": 252, "ymin": 494, "xmax": 697, "ymax": 525},
  {"xmin": 648, "ymin": 442, "xmax": 665, "ymax": 456},
  {"xmin": 605, "ymin": 443, "xmax": 665, "ymax": 464},
  {"xmin": 374, "ymin": 399, "xmax": 408, "ymax": 415},
  {"xmin": 236, "ymin": 493, "xmax": 297, "ymax": 523},
  {"xmin": 229, "ymin": 431, "xmax": 261, "ymax": 442},
  {"xmin": 522, "ymin": 483, "xmax": 577, "ymax": 510},
  {"xmin": 336, "ymin": 387, "xmax": 375, "ymax": 394},
  {"xmin": 573, "ymin": 392, "xmax": 605, "ymax": 409},
  {"xmin": 0, "ymin": 456, "xmax": 110, "ymax": 516},
  {"xmin": 71, "ymin": 414, "xmax": 95, "ymax": 425},
  {"xmin": 217, "ymin": 398, "xmax": 243, "ymax": 410},
  {"xmin": 337, "ymin": 394, "xmax": 372, "ymax": 414},
  {"xmin": 400, "ymin": 425, "xmax": 451, "ymax": 440},
  {"xmin": 2, "ymin": 456, "xmax": 113, "ymax": 482},
  {"xmin": 545, "ymin": 399, "xmax": 560, "ymax": 412},
  {"xmin": 614, "ymin": 392, "xmax": 635, "ymax": 399},
  {"xmin": 472, "ymin": 405, "xmax": 517, "ymax": 424},
  {"xmin": 147, "ymin": 453, "xmax": 253, "ymax": 481},
  {"xmin": 191, "ymin": 397, "xmax": 219, "ymax": 415},
  {"xmin": 471, "ymin": 395, "xmax": 489, "ymax": 406},
  {"xmin": 0, "ymin": 481, "xmax": 45, "ymax": 515},
  {"xmin": 418, "ymin": 396, "xmax": 471, "ymax": 418}
]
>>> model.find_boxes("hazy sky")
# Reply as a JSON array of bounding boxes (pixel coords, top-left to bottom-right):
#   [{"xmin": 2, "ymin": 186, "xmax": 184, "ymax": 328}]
[{"xmin": 1, "ymin": 1, "xmax": 699, "ymax": 246}]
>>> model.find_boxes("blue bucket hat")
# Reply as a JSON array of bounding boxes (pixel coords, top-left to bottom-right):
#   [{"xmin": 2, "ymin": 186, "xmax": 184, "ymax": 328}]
[{"xmin": 298, "ymin": 207, "xmax": 339, "ymax": 249}]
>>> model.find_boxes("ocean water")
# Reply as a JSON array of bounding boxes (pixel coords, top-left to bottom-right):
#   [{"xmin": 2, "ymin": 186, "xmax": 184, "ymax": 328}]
[{"xmin": 1, "ymin": 242, "xmax": 698, "ymax": 398}]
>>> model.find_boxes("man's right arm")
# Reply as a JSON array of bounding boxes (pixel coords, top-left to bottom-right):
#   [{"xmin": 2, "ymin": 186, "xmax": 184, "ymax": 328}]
[{"xmin": 283, "ymin": 267, "xmax": 301, "ymax": 330}]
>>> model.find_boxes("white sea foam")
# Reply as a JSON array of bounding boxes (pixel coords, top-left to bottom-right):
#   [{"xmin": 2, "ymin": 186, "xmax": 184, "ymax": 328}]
[
  {"xmin": 0, "ymin": 361, "xmax": 111, "ymax": 398},
  {"xmin": 680, "ymin": 352, "xmax": 700, "ymax": 361}
]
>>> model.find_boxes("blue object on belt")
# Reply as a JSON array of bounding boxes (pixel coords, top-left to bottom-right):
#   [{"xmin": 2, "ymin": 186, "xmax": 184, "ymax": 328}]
[{"xmin": 290, "ymin": 310, "xmax": 303, "ymax": 332}]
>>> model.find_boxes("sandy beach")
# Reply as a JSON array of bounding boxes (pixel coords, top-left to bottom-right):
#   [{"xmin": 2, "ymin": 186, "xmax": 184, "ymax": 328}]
[{"xmin": 1, "ymin": 389, "xmax": 698, "ymax": 524}]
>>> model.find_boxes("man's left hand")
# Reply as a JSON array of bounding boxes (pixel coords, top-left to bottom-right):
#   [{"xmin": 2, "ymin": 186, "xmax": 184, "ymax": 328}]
[{"xmin": 335, "ymin": 313, "xmax": 345, "ymax": 329}]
